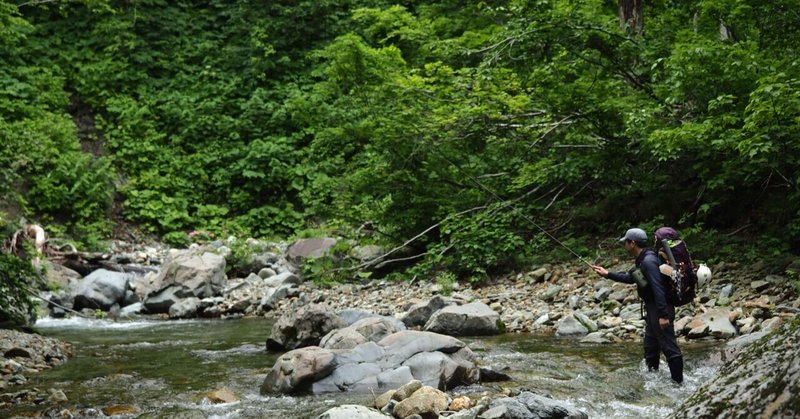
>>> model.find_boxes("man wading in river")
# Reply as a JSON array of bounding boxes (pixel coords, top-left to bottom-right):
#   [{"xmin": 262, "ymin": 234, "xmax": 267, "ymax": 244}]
[{"xmin": 591, "ymin": 228, "xmax": 684, "ymax": 384}]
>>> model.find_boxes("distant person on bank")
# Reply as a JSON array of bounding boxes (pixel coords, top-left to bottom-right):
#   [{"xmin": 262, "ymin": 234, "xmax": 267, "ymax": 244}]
[{"xmin": 591, "ymin": 228, "xmax": 684, "ymax": 384}]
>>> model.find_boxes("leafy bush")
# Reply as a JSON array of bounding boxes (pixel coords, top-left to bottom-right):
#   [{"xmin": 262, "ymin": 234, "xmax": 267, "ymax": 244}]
[
  {"xmin": 0, "ymin": 253, "xmax": 44, "ymax": 329},
  {"xmin": 435, "ymin": 271, "xmax": 456, "ymax": 296},
  {"xmin": 2, "ymin": 0, "xmax": 797, "ymax": 282}
]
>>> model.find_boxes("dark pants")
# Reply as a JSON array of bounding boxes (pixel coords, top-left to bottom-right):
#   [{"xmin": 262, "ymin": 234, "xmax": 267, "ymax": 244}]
[{"xmin": 643, "ymin": 301, "xmax": 683, "ymax": 383}]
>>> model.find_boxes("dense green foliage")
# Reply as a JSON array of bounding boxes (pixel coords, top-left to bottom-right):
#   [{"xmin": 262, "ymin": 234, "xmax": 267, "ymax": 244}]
[
  {"xmin": 0, "ymin": 252, "xmax": 43, "ymax": 328},
  {"xmin": 1, "ymin": 0, "xmax": 799, "ymax": 281}
]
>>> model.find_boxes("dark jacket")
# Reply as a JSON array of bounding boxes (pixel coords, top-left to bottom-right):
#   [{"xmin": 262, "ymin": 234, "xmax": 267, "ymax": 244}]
[{"xmin": 607, "ymin": 248, "xmax": 671, "ymax": 318}]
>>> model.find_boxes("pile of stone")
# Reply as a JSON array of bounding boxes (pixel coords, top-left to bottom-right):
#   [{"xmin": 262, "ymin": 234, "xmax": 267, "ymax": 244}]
[
  {"xmin": 315, "ymin": 379, "xmax": 588, "ymax": 419},
  {"xmin": 0, "ymin": 329, "xmax": 72, "ymax": 408},
  {"xmin": 39, "ymin": 235, "xmax": 800, "ymax": 349}
]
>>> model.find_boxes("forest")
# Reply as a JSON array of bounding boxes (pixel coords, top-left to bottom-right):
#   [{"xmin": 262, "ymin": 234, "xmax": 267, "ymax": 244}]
[{"xmin": 2, "ymin": 0, "xmax": 799, "ymax": 287}]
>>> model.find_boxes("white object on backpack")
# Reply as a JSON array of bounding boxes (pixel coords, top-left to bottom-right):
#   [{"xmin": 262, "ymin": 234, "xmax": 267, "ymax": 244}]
[{"xmin": 697, "ymin": 263, "xmax": 712, "ymax": 288}]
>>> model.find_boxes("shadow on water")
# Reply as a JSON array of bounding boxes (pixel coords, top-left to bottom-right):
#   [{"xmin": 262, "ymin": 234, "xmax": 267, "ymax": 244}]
[{"xmin": 6, "ymin": 318, "xmax": 724, "ymax": 418}]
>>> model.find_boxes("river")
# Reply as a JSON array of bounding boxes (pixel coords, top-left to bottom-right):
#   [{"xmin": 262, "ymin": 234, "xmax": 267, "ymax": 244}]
[{"xmin": 5, "ymin": 317, "xmax": 723, "ymax": 418}]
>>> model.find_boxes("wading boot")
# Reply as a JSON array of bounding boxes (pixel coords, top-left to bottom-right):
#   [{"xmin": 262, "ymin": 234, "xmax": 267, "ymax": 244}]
[
  {"xmin": 645, "ymin": 356, "xmax": 660, "ymax": 372},
  {"xmin": 668, "ymin": 356, "xmax": 683, "ymax": 384}
]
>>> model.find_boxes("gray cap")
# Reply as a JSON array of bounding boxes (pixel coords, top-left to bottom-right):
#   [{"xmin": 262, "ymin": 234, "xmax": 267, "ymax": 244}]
[{"xmin": 619, "ymin": 228, "xmax": 648, "ymax": 243}]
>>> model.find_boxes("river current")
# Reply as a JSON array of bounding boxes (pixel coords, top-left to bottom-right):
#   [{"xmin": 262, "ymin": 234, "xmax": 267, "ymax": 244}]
[{"xmin": 6, "ymin": 317, "xmax": 723, "ymax": 418}]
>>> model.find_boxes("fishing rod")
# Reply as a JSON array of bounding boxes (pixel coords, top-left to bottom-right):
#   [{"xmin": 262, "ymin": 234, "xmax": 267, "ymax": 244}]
[
  {"xmin": 431, "ymin": 149, "xmax": 595, "ymax": 268},
  {"xmin": 22, "ymin": 284, "xmax": 94, "ymax": 319}
]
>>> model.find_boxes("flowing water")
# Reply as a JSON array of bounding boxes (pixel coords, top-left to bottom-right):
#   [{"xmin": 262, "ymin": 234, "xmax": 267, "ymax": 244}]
[{"xmin": 5, "ymin": 317, "xmax": 723, "ymax": 418}]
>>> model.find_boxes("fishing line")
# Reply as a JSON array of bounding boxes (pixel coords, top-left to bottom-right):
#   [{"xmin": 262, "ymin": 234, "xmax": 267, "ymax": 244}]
[{"xmin": 429, "ymin": 143, "xmax": 595, "ymax": 268}]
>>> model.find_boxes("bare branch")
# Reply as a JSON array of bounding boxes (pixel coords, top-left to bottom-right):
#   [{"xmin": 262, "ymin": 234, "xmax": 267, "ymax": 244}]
[
  {"xmin": 373, "ymin": 252, "xmax": 426, "ymax": 269},
  {"xmin": 477, "ymin": 172, "xmax": 510, "ymax": 179},
  {"xmin": 17, "ymin": 0, "xmax": 59, "ymax": 8},
  {"xmin": 544, "ymin": 184, "xmax": 567, "ymax": 211},
  {"xmin": 552, "ymin": 144, "xmax": 600, "ymax": 148},
  {"xmin": 493, "ymin": 121, "xmax": 577, "ymax": 130},
  {"xmin": 351, "ymin": 204, "xmax": 490, "ymax": 271}
]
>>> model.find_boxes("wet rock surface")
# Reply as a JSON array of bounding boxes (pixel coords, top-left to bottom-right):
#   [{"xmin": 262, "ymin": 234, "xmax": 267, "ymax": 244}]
[{"xmin": 669, "ymin": 321, "xmax": 800, "ymax": 419}]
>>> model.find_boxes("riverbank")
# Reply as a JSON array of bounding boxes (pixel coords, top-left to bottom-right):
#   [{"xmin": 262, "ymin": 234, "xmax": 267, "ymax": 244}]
[
  {"xmin": 0, "ymin": 329, "xmax": 72, "ymax": 408},
  {"xmin": 284, "ymin": 259, "xmax": 799, "ymax": 343},
  {"xmin": 2, "ymin": 241, "xmax": 798, "ymax": 415}
]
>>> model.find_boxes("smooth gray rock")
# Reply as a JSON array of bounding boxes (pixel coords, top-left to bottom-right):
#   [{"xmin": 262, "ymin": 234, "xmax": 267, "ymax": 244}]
[
  {"xmin": 424, "ymin": 302, "xmax": 503, "ymax": 336},
  {"xmin": 698, "ymin": 309, "xmax": 738, "ymax": 339},
  {"xmin": 71, "ymin": 269, "xmax": 131, "ymax": 311},
  {"xmin": 287, "ymin": 238, "xmax": 338, "ymax": 264},
  {"xmin": 339, "ymin": 309, "xmax": 407, "ymax": 331},
  {"xmin": 377, "ymin": 330, "xmax": 465, "ymax": 367},
  {"xmin": 42, "ymin": 261, "xmax": 81, "ymax": 290},
  {"xmin": 264, "ymin": 271, "xmax": 302, "ymax": 288},
  {"xmin": 376, "ymin": 366, "xmax": 414, "ymax": 389},
  {"xmin": 260, "ymin": 346, "xmax": 336, "ymax": 394},
  {"xmin": 312, "ymin": 362, "xmax": 382, "ymax": 393},
  {"xmin": 315, "ymin": 405, "xmax": 387, "ymax": 419},
  {"xmin": 573, "ymin": 311, "xmax": 598, "ymax": 332},
  {"xmin": 119, "ymin": 302, "xmax": 143, "ymax": 318},
  {"xmin": 517, "ymin": 392, "xmax": 588, "ymax": 419},
  {"xmin": 321, "ymin": 326, "xmax": 368, "ymax": 350},
  {"xmin": 168, "ymin": 297, "xmax": 201, "ymax": 318},
  {"xmin": 260, "ymin": 283, "xmax": 299, "ymax": 310},
  {"xmin": 481, "ymin": 397, "xmax": 534, "ymax": 419},
  {"xmin": 402, "ymin": 351, "xmax": 460, "ymax": 389},
  {"xmin": 555, "ymin": 314, "xmax": 589, "ymax": 336},
  {"xmin": 262, "ymin": 330, "xmax": 480, "ymax": 395},
  {"xmin": 142, "ymin": 285, "xmax": 182, "ymax": 313},
  {"xmin": 719, "ymin": 284, "xmax": 735, "ymax": 298},
  {"xmin": 402, "ymin": 296, "xmax": 456, "ymax": 328}
]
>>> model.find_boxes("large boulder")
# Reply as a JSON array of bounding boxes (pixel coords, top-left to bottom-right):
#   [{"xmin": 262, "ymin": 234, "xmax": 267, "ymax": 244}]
[
  {"xmin": 286, "ymin": 238, "xmax": 338, "ymax": 264},
  {"xmin": 42, "ymin": 261, "xmax": 81, "ymax": 290},
  {"xmin": 321, "ymin": 316, "xmax": 404, "ymax": 350},
  {"xmin": 71, "ymin": 269, "xmax": 131, "ymax": 311},
  {"xmin": 260, "ymin": 346, "xmax": 337, "ymax": 394},
  {"xmin": 142, "ymin": 249, "xmax": 226, "ymax": 313},
  {"xmin": 555, "ymin": 314, "xmax": 590, "ymax": 337},
  {"xmin": 669, "ymin": 322, "xmax": 800, "ymax": 419},
  {"xmin": 339, "ymin": 309, "xmax": 407, "ymax": 331},
  {"xmin": 686, "ymin": 308, "xmax": 738, "ymax": 339},
  {"xmin": 402, "ymin": 295, "xmax": 457, "ymax": 328},
  {"xmin": 424, "ymin": 302, "xmax": 504, "ymax": 336},
  {"xmin": 267, "ymin": 304, "xmax": 347, "ymax": 351},
  {"xmin": 261, "ymin": 330, "xmax": 480, "ymax": 395}
]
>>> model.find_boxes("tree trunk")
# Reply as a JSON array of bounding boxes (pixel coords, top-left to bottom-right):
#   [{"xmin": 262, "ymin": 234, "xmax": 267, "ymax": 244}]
[{"xmin": 618, "ymin": 0, "xmax": 644, "ymax": 36}]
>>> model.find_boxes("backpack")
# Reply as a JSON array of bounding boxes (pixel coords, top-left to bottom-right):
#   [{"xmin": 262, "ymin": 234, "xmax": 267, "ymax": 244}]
[{"xmin": 653, "ymin": 227, "xmax": 697, "ymax": 306}]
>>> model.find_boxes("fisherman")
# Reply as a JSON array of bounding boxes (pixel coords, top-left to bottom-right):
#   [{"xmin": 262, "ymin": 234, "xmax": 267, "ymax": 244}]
[{"xmin": 591, "ymin": 227, "xmax": 684, "ymax": 384}]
